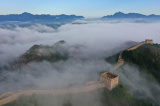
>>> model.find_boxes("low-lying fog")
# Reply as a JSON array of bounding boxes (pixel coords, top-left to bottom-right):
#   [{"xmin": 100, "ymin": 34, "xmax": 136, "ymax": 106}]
[{"xmin": 0, "ymin": 22, "xmax": 160, "ymax": 105}]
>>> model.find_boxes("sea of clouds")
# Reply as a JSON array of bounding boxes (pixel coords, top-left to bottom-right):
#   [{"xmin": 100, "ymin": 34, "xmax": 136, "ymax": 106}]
[{"xmin": 0, "ymin": 22, "xmax": 160, "ymax": 105}]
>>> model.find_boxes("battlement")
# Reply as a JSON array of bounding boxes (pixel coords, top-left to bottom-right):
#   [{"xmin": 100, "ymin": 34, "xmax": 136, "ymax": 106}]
[
  {"xmin": 100, "ymin": 72, "xmax": 119, "ymax": 90},
  {"xmin": 145, "ymin": 39, "xmax": 153, "ymax": 45}
]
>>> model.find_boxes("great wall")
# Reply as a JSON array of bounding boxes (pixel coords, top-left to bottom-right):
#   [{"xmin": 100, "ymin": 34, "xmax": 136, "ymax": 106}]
[
  {"xmin": 113, "ymin": 39, "xmax": 153, "ymax": 70},
  {"xmin": 0, "ymin": 39, "xmax": 153, "ymax": 105}
]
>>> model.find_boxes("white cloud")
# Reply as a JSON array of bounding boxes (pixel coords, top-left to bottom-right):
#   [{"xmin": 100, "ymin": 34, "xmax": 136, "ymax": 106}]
[{"xmin": 0, "ymin": 22, "xmax": 160, "ymax": 105}]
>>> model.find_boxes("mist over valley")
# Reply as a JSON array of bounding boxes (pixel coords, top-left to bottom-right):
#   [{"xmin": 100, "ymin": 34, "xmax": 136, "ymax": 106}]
[{"xmin": 0, "ymin": 19, "xmax": 160, "ymax": 105}]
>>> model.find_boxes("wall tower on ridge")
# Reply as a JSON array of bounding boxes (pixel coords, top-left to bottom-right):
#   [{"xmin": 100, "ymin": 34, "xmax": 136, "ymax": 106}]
[
  {"xmin": 145, "ymin": 39, "xmax": 153, "ymax": 45},
  {"xmin": 100, "ymin": 72, "xmax": 119, "ymax": 90}
]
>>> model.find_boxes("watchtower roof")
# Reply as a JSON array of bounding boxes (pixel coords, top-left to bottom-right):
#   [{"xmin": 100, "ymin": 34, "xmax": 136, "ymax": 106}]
[{"xmin": 101, "ymin": 72, "xmax": 118, "ymax": 79}]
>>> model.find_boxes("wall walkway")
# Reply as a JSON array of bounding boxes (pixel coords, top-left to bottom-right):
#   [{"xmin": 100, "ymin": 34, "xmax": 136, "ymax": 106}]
[{"xmin": 0, "ymin": 83, "xmax": 105, "ymax": 106}]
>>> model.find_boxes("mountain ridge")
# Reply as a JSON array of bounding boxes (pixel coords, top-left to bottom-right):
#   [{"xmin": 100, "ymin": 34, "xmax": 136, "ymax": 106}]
[
  {"xmin": 102, "ymin": 12, "xmax": 160, "ymax": 19},
  {"xmin": 13, "ymin": 40, "xmax": 69, "ymax": 69},
  {"xmin": 0, "ymin": 12, "xmax": 84, "ymax": 22}
]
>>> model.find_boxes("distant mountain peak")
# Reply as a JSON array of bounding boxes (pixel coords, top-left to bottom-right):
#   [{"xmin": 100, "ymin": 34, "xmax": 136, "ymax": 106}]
[
  {"xmin": 114, "ymin": 11, "xmax": 125, "ymax": 15},
  {"xmin": 22, "ymin": 12, "xmax": 32, "ymax": 14},
  {"xmin": 21, "ymin": 12, "xmax": 33, "ymax": 16},
  {"xmin": 102, "ymin": 12, "xmax": 160, "ymax": 19}
]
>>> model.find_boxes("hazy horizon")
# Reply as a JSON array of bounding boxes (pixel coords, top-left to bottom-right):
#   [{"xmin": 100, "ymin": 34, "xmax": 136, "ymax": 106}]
[
  {"xmin": 1, "ymin": 0, "xmax": 160, "ymax": 17},
  {"xmin": 1, "ymin": 11, "xmax": 160, "ymax": 19}
]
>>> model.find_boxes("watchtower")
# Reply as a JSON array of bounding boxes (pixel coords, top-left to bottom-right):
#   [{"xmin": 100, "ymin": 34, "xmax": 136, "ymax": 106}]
[
  {"xmin": 100, "ymin": 72, "xmax": 119, "ymax": 90},
  {"xmin": 145, "ymin": 39, "xmax": 153, "ymax": 45}
]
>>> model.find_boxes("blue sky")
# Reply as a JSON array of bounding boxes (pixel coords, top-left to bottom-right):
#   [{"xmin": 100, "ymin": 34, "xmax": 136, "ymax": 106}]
[{"xmin": 0, "ymin": 0, "xmax": 160, "ymax": 17}]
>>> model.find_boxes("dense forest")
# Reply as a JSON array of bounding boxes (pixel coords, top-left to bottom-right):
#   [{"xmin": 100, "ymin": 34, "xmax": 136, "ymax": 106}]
[
  {"xmin": 106, "ymin": 44, "xmax": 160, "ymax": 83},
  {"xmin": 122, "ymin": 44, "xmax": 160, "ymax": 83}
]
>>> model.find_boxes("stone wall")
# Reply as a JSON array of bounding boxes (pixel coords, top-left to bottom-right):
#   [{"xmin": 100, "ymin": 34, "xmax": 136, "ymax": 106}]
[
  {"xmin": 127, "ymin": 39, "xmax": 153, "ymax": 51},
  {"xmin": 0, "ymin": 92, "xmax": 12, "ymax": 100},
  {"xmin": 127, "ymin": 41, "xmax": 146, "ymax": 51},
  {"xmin": 114, "ymin": 59, "xmax": 124, "ymax": 70},
  {"xmin": 0, "ymin": 84, "xmax": 105, "ymax": 105},
  {"xmin": 110, "ymin": 77, "xmax": 119, "ymax": 90}
]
